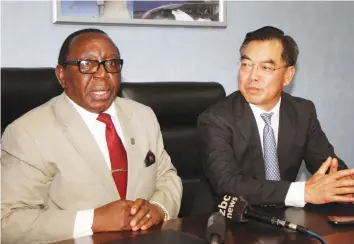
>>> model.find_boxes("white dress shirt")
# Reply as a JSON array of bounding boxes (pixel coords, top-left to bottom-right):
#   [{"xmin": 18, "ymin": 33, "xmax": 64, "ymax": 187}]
[
  {"xmin": 67, "ymin": 96, "xmax": 168, "ymax": 238},
  {"xmin": 249, "ymin": 98, "xmax": 306, "ymax": 207},
  {"xmin": 67, "ymin": 96, "xmax": 126, "ymax": 238}
]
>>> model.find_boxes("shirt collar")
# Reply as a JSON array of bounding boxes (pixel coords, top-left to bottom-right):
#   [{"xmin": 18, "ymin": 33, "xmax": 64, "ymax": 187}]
[
  {"xmin": 65, "ymin": 94, "xmax": 118, "ymax": 128},
  {"xmin": 249, "ymin": 97, "xmax": 281, "ymax": 118}
]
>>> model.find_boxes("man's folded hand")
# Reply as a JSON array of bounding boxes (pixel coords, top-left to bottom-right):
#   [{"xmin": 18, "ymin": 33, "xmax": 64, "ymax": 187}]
[
  {"xmin": 305, "ymin": 157, "xmax": 354, "ymax": 204},
  {"xmin": 92, "ymin": 200, "xmax": 134, "ymax": 233},
  {"xmin": 129, "ymin": 198, "xmax": 164, "ymax": 231}
]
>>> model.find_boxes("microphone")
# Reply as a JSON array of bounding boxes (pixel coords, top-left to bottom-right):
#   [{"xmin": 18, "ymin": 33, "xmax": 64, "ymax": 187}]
[
  {"xmin": 206, "ymin": 212, "xmax": 226, "ymax": 244},
  {"xmin": 217, "ymin": 194, "xmax": 308, "ymax": 233}
]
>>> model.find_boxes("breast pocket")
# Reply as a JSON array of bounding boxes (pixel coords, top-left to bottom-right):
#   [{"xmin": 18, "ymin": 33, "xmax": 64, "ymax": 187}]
[{"xmin": 133, "ymin": 152, "xmax": 158, "ymax": 199}]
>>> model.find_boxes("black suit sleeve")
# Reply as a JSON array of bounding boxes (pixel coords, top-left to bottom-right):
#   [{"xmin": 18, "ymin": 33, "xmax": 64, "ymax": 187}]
[
  {"xmin": 303, "ymin": 101, "xmax": 347, "ymax": 173},
  {"xmin": 198, "ymin": 111, "xmax": 291, "ymax": 205}
]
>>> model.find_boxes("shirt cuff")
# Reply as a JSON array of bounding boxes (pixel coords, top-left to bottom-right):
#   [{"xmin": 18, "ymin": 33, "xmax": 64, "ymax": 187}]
[
  {"xmin": 285, "ymin": 182, "xmax": 306, "ymax": 207},
  {"xmin": 73, "ymin": 209, "xmax": 94, "ymax": 238},
  {"xmin": 150, "ymin": 201, "xmax": 170, "ymax": 221}
]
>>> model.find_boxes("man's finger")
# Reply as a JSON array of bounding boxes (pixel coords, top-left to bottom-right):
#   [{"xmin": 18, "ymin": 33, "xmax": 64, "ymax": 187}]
[
  {"xmin": 330, "ymin": 195, "xmax": 354, "ymax": 203},
  {"xmin": 141, "ymin": 218, "xmax": 154, "ymax": 231},
  {"xmin": 335, "ymin": 179, "xmax": 354, "ymax": 188},
  {"xmin": 130, "ymin": 203, "xmax": 149, "ymax": 228},
  {"xmin": 132, "ymin": 212, "xmax": 151, "ymax": 231},
  {"xmin": 338, "ymin": 175, "xmax": 354, "ymax": 182},
  {"xmin": 334, "ymin": 187, "xmax": 354, "ymax": 195},
  {"xmin": 315, "ymin": 157, "xmax": 332, "ymax": 175},
  {"xmin": 131, "ymin": 198, "xmax": 145, "ymax": 215},
  {"xmin": 329, "ymin": 158, "xmax": 338, "ymax": 175},
  {"xmin": 331, "ymin": 168, "xmax": 354, "ymax": 180}
]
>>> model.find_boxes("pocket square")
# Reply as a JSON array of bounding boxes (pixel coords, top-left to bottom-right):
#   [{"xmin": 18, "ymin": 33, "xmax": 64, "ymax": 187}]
[{"xmin": 144, "ymin": 150, "xmax": 156, "ymax": 167}]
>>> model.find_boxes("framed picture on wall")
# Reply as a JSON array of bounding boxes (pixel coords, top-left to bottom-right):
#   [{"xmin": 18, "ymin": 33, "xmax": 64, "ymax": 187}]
[{"xmin": 53, "ymin": 0, "xmax": 226, "ymax": 27}]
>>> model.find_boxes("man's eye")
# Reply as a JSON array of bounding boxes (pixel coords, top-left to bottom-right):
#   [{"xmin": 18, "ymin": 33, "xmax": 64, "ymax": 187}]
[
  {"xmin": 262, "ymin": 65, "xmax": 274, "ymax": 71},
  {"xmin": 81, "ymin": 60, "xmax": 93, "ymax": 66},
  {"xmin": 106, "ymin": 60, "xmax": 117, "ymax": 66}
]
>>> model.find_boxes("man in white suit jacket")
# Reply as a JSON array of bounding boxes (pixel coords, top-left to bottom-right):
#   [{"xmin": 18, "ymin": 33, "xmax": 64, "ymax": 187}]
[{"xmin": 1, "ymin": 29, "xmax": 182, "ymax": 244}]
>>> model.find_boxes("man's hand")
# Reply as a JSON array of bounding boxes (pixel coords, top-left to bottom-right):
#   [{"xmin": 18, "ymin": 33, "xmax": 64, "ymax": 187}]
[
  {"xmin": 92, "ymin": 200, "xmax": 134, "ymax": 233},
  {"xmin": 129, "ymin": 198, "xmax": 165, "ymax": 231},
  {"xmin": 330, "ymin": 157, "xmax": 354, "ymax": 181},
  {"xmin": 305, "ymin": 157, "xmax": 354, "ymax": 204},
  {"xmin": 329, "ymin": 158, "xmax": 354, "ymax": 202}
]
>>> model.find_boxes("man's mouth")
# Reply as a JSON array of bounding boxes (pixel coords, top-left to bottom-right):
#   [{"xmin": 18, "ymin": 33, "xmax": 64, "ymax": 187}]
[
  {"xmin": 246, "ymin": 87, "xmax": 262, "ymax": 94},
  {"xmin": 89, "ymin": 89, "xmax": 111, "ymax": 100}
]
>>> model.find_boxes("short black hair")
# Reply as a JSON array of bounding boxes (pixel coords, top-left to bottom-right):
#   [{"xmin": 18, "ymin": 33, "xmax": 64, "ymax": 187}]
[
  {"xmin": 57, "ymin": 28, "xmax": 118, "ymax": 65},
  {"xmin": 239, "ymin": 26, "xmax": 299, "ymax": 66}
]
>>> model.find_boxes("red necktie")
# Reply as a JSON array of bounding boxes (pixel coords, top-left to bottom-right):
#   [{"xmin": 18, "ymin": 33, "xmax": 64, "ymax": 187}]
[{"xmin": 97, "ymin": 113, "xmax": 128, "ymax": 199}]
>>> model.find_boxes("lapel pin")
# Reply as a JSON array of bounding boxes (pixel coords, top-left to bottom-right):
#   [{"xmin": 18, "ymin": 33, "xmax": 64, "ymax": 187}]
[{"xmin": 130, "ymin": 137, "xmax": 135, "ymax": 145}]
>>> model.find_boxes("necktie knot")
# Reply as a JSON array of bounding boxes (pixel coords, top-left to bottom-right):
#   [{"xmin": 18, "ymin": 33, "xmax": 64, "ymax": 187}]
[
  {"xmin": 261, "ymin": 113, "xmax": 273, "ymax": 126},
  {"xmin": 97, "ymin": 113, "xmax": 113, "ymax": 127}
]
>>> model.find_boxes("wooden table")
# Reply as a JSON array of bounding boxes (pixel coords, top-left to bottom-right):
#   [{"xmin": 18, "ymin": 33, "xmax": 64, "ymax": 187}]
[{"xmin": 55, "ymin": 203, "xmax": 354, "ymax": 244}]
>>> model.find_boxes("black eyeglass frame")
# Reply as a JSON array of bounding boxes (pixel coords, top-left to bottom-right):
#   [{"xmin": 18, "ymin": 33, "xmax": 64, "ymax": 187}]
[{"xmin": 61, "ymin": 58, "xmax": 124, "ymax": 74}]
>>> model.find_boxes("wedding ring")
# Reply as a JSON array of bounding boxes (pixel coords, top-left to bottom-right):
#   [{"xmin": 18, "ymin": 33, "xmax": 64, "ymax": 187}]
[{"xmin": 146, "ymin": 212, "xmax": 151, "ymax": 218}]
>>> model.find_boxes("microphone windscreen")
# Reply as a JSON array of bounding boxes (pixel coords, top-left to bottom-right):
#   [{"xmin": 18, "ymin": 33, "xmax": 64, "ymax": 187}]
[
  {"xmin": 216, "ymin": 194, "xmax": 249, "ymax": 222},
  {"xmin": 206, "ymin": 212, "xmax": 226, "ymax": 243}
]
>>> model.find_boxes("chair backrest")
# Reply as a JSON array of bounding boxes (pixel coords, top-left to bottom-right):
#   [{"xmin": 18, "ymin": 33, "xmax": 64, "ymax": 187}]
[
  {"xmin": 1, "ymin": 68, "xmax": 226, "ymax": 217},
  {"xmin": 120, "ymin": 82, "xmax": 226, "ymax": 216},
  {"xmin": 1, "ymin": 68, "xmax": 62, "ymax": 134},
  {"xmin": 120, "ymin": 82, "xmax": 225, "ymax": 179}
]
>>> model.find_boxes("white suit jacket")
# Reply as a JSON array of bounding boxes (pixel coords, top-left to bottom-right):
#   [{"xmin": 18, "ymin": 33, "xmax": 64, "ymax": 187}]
[{"xmin": 1, "ymin": 93, "xmax": 182, "ymax": 244}]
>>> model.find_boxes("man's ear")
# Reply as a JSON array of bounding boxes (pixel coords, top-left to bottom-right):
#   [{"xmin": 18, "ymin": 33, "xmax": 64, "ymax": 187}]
[
  {"xmin": 284, "ymin": 66, "xmax": 296, "ymax": 86},
  {"xmin": 55, "ymin": 65, "xmax": 66, "ymax": 89}
]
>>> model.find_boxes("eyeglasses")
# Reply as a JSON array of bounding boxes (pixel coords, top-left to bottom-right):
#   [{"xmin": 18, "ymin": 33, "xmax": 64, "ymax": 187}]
[
  {"xmin": 62, "ymin": 59, "xmax": 124, "ymax": 74},
  {"xmin": 238, "ymin": 61, "xmax": 288, "ymax": 76}
]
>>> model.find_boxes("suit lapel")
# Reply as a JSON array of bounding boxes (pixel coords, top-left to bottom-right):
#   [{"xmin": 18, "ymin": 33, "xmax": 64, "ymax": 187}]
[
  {"xmin": 234, "ymin": 93, "xmax": 265, "ymax": 179},
  {"xmin": 53, "ymin": 94, "xmax": 118, "ymax": 202},
  {"xmin": 277, "ymin": 93, "xmax": 296, "ymax": 178},
  {"xmin": 114, "ymin": 98, "xmax": 141, "ymax": 200}
]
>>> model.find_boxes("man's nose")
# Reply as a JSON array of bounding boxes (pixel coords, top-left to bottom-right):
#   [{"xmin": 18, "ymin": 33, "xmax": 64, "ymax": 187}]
[
  {"xmin": 94, "ymin": 63, "xmax": 109, "ymax": 78},
  {"xmin": 249, "ymin": 64, "xmax": 260, "ymax": 81}
]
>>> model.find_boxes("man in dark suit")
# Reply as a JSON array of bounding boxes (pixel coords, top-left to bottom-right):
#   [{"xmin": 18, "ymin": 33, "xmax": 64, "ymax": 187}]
[{"xmin": 198, "ymin": 26, "xmax": 354, "ymax": 207}]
